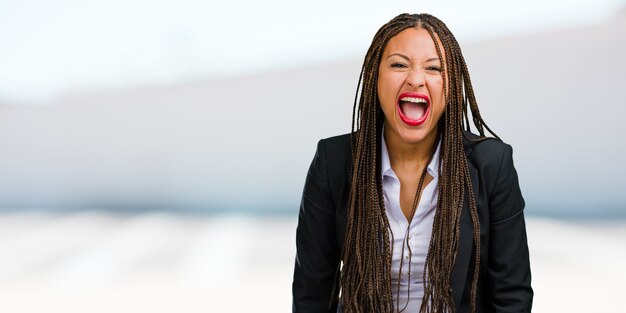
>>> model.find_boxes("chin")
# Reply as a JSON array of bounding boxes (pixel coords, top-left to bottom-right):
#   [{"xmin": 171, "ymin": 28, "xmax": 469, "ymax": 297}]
[{"xmin": 396, "ymin": 127, "xmax": 431, "ymax": 144}]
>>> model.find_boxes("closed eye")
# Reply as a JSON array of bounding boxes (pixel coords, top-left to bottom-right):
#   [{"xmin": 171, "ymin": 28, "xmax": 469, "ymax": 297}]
[
  {"xmin": 391, "ymin": 62, "xmax": 408, "ymax": 68},
  {"xmin": 427, "ymin": 66, "xmax": 443, "ymax": 72}
]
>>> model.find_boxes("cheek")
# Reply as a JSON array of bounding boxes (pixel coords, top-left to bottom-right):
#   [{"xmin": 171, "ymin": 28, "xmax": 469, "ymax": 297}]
[
  {"xmin": 379, "ymin": 71, "xmax": 405, "ymax": 95},
  {"xmin": 429, "ymin": 76, "xmax": 444, "ymax": 99},
  {"xmin": 431, "ymin": 75, "xmax": 444, "ymax": 91},
  {"xmin": 377, "ymin": 72, "xmax": 397, "ymax": 109},
  {"xmin": 377, "ymin": 71, "xmax": 390, "ymax": 93},
  {"xmin": 428, "ymin": 77, "xmax": 446, "ymax": 115}
]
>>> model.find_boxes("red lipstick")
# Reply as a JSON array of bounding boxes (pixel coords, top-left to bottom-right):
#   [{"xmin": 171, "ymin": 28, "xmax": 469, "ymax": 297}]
[{"xmin": 397, "ymin": 92, "xmax": 430, "ymax": 126}]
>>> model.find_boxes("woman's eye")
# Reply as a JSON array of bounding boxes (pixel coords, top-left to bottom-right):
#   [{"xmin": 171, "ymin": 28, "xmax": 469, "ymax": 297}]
[
  {"xmin": 427, "ymin": 66, "xmax": 443, "ymax": 72},
  {"xmin": 390, "ymin": 63, "xmax": 408, "ymax": 68}
]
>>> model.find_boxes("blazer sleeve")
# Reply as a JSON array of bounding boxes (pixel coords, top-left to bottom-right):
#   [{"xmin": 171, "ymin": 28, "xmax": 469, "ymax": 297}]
[
  {"xmin": 486, "ymin": 143, "xmax": 534, "ymax": 312},
  {"xmin": 292, "ymin": 139, "xmax": 340, "ymax": 313}
]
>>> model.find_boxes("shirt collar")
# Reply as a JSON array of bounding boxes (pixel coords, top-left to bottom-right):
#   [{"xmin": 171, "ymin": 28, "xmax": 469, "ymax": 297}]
[{"xmin": 381, "ymin": 127, "xmax": 442, "ymax": 180}]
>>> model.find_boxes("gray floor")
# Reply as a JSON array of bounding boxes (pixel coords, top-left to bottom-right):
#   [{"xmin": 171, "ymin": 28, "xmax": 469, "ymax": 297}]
[{"xmin": 0, "ymin": 212, "xmax": 624, "ymax": 312}]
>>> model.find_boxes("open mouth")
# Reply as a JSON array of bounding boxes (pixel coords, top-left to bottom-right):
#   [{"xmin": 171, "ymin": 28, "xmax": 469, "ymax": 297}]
[{"xmin": 397, "ymin": 93, "xmax": 430, "ymax": 126}]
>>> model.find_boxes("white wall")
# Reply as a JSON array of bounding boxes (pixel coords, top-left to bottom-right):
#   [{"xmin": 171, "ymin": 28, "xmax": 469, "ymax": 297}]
[{"xmin": 1, "ymin": 14, "xmax": 625, "ymax": 215}]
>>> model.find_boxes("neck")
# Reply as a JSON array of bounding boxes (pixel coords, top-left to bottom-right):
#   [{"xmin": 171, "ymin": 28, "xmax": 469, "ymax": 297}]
[{"xmin": 383, "ymin": 124, "xmax": 438, "ymax": 168}]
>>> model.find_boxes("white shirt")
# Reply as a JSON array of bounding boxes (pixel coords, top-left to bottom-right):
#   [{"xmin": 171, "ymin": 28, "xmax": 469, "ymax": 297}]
[{"xmin": 381, "ymin": 130, "xmax": 441, "ymax": 312}]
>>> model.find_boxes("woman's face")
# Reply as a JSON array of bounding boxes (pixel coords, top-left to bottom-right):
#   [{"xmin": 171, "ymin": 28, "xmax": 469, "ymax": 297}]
[{"xmin": 377, "ymin": 27, "xmax": 446, "ymax": 147}]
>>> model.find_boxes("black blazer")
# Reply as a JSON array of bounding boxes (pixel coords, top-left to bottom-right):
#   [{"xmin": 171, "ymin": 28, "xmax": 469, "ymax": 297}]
[{"xmin": 292, "ymin": 132, "xmax": 533, "ymax": 313}]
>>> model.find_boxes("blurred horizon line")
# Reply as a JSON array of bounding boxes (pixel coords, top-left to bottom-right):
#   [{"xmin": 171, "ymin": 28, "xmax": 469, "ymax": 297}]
[{"xmin": 0, "ymin": 205, "xmax": 625, "ymax": 220}]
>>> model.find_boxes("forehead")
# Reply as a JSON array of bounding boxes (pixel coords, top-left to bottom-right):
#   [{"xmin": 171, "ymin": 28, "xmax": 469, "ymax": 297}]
[{"xmin": 382, "ymin": 27, "xmax": 442, "ymax": 59}]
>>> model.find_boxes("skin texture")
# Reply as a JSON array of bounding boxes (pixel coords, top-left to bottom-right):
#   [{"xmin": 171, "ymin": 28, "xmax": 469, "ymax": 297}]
[{"xmin": 377, "ymin": 27, "xmax": 446, "ymax": 219}]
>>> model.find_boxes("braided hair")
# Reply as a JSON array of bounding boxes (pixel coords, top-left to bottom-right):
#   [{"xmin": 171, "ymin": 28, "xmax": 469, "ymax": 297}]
[{"xmin": 339, "ymin": 13, "xmax": 498, "ymax": 313}]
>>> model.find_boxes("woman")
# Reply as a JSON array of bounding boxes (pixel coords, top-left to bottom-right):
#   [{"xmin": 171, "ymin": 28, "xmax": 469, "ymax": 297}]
[{"xmin": 293, "ymin": 13, "xmax": 532, "ymax": 313}]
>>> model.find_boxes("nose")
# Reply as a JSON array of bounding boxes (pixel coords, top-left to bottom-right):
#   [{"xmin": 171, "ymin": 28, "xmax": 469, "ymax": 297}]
[{"xmin": 405, "ymin": 68, "xmax": 425, "ymax": 89}]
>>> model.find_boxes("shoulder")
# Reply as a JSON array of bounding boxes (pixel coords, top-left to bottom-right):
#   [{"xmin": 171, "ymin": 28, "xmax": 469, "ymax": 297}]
[
  {"xmin": 307, "ymin": 133, "xmax": 353, "ymax": 213},
  {"xmin": 463, "ymin": 131, "xmax": 525, "ymax": 222},
  {"xmin": 316, "ymin": 133, "xmax": 353, "ymax": 176},
  {"xmin": 462, "ymin": 131, "xmax": 514, "ymax": 171},
  {"xmin": 316, "ymin": 133, "xmax": 353, "ymax": 165},
  {"xmin": 319, "ymin": 133, "xmax": 352, "ymax": 152},
  {"xmin": 462, "ymin": 131, "xmax": 520, "ymax": 199}
]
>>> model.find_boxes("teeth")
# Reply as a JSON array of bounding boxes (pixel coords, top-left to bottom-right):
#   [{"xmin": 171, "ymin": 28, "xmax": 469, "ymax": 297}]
[{"xmin": 400, "ymin": 97, "xmax": 427, "ymax": 103}]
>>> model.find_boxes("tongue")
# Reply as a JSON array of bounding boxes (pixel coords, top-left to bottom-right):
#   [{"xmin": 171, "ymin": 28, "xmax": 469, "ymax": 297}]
[{"xmin": 400, "ymin": 101, "xmax": 426, "ymax": 120}]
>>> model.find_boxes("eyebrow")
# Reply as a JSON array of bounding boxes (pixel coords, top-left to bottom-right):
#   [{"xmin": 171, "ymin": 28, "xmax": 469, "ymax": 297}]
[
  {"xmin": 387, "ymin": 53, "xmax": 410, "ymax": 61},
  {"xmin": 386, "ymin": 53, "xmax": 441, "ymax": 63}
]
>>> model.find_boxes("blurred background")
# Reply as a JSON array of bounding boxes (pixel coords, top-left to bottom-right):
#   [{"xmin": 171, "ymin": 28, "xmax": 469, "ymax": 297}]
[{"xmin": 1, "ymin": 0, "xmax": 625, "ymax": 312}]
